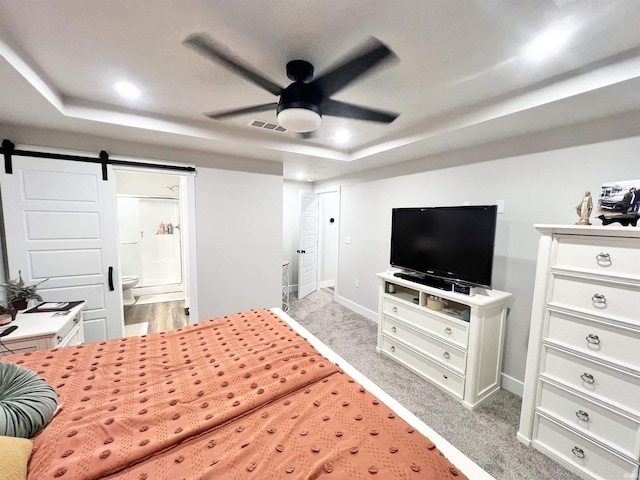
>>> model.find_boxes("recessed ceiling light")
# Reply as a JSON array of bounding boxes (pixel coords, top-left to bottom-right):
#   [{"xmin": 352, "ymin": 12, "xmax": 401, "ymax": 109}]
[
  {"xmin": 114, "ymin": 81, "xmax": 141, "ymax": 100},
  {"xmin": 522, "ymin": 25, "xmax": 573, "ymax": 62},
  {"xmin": 296, "ymin": 172, "xmax": 305, "ymax": 181},
  {"xmin": 334, "ymin": 128, "xmax": 351, "ymax": 145}
]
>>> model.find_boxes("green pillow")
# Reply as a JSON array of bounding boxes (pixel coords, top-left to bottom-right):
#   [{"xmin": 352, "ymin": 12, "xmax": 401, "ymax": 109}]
[{"xmin": 0, "ymin": 361, "xmax": 58, "ymax": 438}]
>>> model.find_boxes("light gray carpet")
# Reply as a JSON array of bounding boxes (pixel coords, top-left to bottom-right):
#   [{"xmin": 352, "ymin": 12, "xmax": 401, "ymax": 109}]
[{"xmin": 289, "ymin": 288, "xmax": 582, "ymax": 480}]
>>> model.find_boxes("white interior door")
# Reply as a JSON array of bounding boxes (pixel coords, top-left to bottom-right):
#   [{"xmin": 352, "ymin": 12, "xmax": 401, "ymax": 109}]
[
  {"xmin": 298, "ymin": 192, "xmax": 318, "ymax": 299},
  {"xmin": 0, "ymin": 156, "xmax": 124, "ymax": 342}
]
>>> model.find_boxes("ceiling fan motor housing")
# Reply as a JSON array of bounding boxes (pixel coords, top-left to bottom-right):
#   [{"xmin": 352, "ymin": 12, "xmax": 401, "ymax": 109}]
[
  {"xmin": 286, "ymin": 60, "xmax": 314, "ymax": 82},
  {"xmin": 277, "ymin": 81, "xmax": 323, "ymax": 116}
]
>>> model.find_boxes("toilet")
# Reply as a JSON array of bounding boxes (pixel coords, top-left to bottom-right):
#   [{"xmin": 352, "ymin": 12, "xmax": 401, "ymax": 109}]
[{"xmin": 121, "ymin": 275, "xmax": 139, "ymax": 306}]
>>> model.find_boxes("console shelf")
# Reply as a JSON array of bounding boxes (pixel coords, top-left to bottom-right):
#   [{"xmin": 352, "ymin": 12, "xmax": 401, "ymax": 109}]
[{"xmin": 377, "ymin": 272, "xmax": 512, "ymax": 409}]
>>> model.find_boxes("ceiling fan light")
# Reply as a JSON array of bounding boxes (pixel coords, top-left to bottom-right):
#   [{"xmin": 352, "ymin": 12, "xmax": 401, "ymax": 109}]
[{"xmin": 277, "ymin": 108, "xmax": 322, "ymax": 133}]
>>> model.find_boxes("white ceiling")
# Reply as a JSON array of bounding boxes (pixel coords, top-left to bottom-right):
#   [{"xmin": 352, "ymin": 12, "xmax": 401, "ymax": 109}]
[{"xmin": 1, "ymin": 0, "xmax": 640, "ymax": 181}]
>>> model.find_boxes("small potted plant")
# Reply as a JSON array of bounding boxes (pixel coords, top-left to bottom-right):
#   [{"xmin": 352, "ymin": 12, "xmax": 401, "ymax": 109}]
[
  {"xmin": 0, "ymin": 304, "xmax": 17, "ymax": 325},
  {"xmin": 1, "ymin": 270, "xmax": 48, "ymax": 311}
]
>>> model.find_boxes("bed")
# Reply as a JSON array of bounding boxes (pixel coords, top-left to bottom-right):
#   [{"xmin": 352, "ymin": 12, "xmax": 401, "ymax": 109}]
[{"xmin": 2, "ymin": 308, "xmax": 494, "ymax": 479}]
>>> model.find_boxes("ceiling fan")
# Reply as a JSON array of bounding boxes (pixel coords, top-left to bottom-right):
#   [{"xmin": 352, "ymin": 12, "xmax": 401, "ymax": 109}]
[{"xmin": 182, "ymin": 33, "xmax": 400, "ymax": 133}]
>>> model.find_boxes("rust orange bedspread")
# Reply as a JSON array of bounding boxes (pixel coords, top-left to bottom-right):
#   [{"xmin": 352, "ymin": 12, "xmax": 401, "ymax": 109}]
[{"xmin": 4, "ymin": 309, "xmax": 467, "ymax": 479}]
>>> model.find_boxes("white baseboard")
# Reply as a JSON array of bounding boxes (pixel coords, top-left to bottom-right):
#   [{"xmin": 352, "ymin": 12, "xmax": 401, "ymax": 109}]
[
  {"xmin": 334, "ymin": 294, "xmax": 378, "ymax": 323},
  {"xmin": 500, "ymin": 372, "xmax": 524, "ymax": 397}
]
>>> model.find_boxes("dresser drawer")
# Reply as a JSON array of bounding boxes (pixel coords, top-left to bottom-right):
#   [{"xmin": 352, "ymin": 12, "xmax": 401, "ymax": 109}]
[
  {"xmin": 56, "ymin": 312, "xmax": 82, "ymax": 344},
  {"xmin": 57, "ymin": 324, "xmax": 82, "ymax": 348},
  {"xmin": 549, "ymin": 274, "xmax": 640, "ymax": 326},
  {"xmin": 382, "ymin": 316, "xmax": 467, "ymax": 374},
  {"xmin": 540, "ymin": 345, "xmax": 640, "ymax": 415},
  {"xmin": 537, "ymin": 380, "xmax": 640, "ymax": 459},
  {"xmin": 555, "ymin": 235, "xmax": 640, "ymax": 279},
  {"xmin": 383, "ymin": 297, "xmax": 469, "ymax": 349},
  {"xmin": 0, "ymin": 342, "xmax": 39, "ymax": 358},
  {"xmin": 533, "ymin": 414, "xmax": 639, "ymax": 480},
  {"xmin": 380, "ymin": 334, "xmax": 464, "ymax": 399},
  {"xmin": 546, "ymin": 310, "xmax": 640, "ymax": 370}
]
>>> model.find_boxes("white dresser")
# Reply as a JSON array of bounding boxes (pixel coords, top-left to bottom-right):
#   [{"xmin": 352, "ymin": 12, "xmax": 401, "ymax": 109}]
[
  {"xmin": 0, "ymin": 302, "xmax": 86, "ymax": 357},
  {"xmin": 518, "ymin": 225, "xmax": 640, "ymax": 480},
  {"xmin": 377, "ymin": 272, "xmax": 511, "ymax": 409}
]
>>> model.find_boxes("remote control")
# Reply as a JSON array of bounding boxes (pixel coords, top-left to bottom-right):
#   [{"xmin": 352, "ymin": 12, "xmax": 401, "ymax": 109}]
[{"xmin": 0, "ymin": 325, "xmax": 18, "ymax": 337}]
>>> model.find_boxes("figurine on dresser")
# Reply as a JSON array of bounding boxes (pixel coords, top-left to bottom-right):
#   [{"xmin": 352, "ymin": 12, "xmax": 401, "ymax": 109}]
[{"xmin": 575, "ymin": 191, "xmax": 592, "ymax": 225}]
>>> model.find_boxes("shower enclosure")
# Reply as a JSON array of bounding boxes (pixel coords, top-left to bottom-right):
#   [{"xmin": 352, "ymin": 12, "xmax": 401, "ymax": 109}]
[{"xmin": 117, "ymin": 196, "xmax": 182, "ymax": 293}]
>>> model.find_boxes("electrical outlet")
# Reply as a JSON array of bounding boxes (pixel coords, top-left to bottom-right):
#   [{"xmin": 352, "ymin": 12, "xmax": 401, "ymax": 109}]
[{"xmin": 355, "ymin": 278, "xmax": 360, "ymax": 288}]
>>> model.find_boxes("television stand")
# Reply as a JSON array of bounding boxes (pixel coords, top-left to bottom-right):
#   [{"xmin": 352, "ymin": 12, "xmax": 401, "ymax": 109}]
[
  {"xmin": 393, "ymin": 272, "xmax": 449, "ymax": 291},
  {"xmin": 378, "ymin": 272, "xmax": 511, "ymax": 409}
]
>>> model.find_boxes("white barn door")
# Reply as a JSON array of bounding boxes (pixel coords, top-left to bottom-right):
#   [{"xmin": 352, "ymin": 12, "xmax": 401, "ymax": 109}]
[
  {"xmin": 297, "ymin": 192, "xmax": 318, "ymax": 299},
  {"xmin": 0, "ymin": 156, "xmax": 123, "ymax": 342}
]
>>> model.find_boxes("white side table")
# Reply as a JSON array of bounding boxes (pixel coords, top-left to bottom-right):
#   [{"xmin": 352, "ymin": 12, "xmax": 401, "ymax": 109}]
[{"xmin": 0, "ymin": 302, "xmax": 86, "ymax": 357}]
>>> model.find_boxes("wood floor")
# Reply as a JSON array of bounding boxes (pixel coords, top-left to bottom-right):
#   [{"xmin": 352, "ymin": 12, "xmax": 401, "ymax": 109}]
[{"xmin": 124, "ymin": 300, "xmax": 188, "ymax": 334}]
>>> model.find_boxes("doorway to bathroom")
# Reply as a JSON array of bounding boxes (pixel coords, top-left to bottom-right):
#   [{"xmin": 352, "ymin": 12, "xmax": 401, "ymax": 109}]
[{"xmin": 115, "ymin": 170, "xmax": 191, "ymax": 336}]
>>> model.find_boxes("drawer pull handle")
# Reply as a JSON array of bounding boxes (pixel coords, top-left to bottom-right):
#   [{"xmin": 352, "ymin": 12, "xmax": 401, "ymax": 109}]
[
  {"xmin": 591, "ymin": 293, "xmax": 606, "ymax": 305},
  {"xmin": 392, "ymin": 306, "xmax": 398, "ymax": 313},
  {"xmin": 390, "ymin": 345, "xmax": 395, "ymax": 352},
  {"xmin": 581, "ymin": 372, "xmax": 595, "ymax": 384},
  {"xmin": 595, "ymin": 252, "xmax": 611, "ymax": 265},
  {"xmin": 443, "ymin": 351, "xmax": 450, "ymax": 359},
  {"xmin": 56, "ymin": 335, "xmax": 63, "ymax": 343},
  {"xmin": 391, "ymin": 326, "xmax": 397, "ymax": 333},
  {"xmin": 445, "ymin": 327, "xmax": 452, "ymax": 334},
  {"xmin": 575, "ymin": 410, "xmax": 590, "ymax": 422},
  {"xmin": 571, "ymin": 446, "xmax": 585, "ymax": 459},
  {"xmin": 442, "ymin": 374, "xmax": 448, "ymax": 380},
  {"xmin": 586, "ymin": 334, "xmax": 600, "ymax": 345}
]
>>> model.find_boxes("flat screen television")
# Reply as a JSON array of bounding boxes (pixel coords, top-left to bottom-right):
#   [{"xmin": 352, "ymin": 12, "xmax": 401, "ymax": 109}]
[{"xmin": 390, "ymin": 205, "xmax": 497, "ymax": 289}]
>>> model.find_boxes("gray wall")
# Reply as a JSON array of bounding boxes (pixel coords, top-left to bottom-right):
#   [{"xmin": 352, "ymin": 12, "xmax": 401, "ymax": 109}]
[
  {"xmin": 196, "ymin": 167, "xmax": 283, "ymax": 319},
  {"xmin": 310, "ymin": 134, "xmax": 640, "ymax": 394}
]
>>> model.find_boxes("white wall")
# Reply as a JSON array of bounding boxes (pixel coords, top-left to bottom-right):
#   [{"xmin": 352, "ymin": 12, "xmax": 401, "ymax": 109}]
[
  {"xmin": 115, "ymin": 170, "xmax": 181, "ymax": 197},
  {"xmin": 196, "ymin": 167, "xmax": 283, "ymax": 319},
  {"xmin": 319, "ymin": 134, "xmax": 640, "ymax": 394},
  {"xmin": 282, "ymin": 180, "xmax": 313, "ymax": 290}
]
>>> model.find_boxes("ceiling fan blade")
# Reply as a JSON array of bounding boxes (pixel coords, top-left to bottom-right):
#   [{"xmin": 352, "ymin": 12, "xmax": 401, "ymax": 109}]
[
  {"xmin": 205, "ymin": 102, "xmax": 278, "ymax": 120},
  {"xmin": 321, "ymin": 98, "xmax": 399, "ymax": 123},
  {"xmin": 183, "ymin": 33, "xmax": 284, "ymax": 96},
  {"xmin": 312, "ymin": 37, "xmax": 398, "ymax": 98}
]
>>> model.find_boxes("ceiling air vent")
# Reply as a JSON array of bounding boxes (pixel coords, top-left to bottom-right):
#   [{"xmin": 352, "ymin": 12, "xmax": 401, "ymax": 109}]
[{"xmin": 249, "ymin": 119, "xmax": 287, "ymax": 133}]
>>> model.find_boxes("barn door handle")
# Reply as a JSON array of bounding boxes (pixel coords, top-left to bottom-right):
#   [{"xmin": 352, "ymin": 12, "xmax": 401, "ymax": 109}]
[{"xmin": 108, "ymin": 266, "xmax": 114, "ymax": 291}]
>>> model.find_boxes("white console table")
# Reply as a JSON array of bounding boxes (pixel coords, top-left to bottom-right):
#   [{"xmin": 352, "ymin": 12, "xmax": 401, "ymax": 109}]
[
  {"xmin": 377, "ymin": 272, "xmax": 511, "ymax": 409},
  {"xmin": 0, "ymin": 302, "xmax": 85, "ymax": 357}
]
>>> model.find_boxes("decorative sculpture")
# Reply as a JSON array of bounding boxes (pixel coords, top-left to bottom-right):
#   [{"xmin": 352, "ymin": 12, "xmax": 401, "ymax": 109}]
[{"xmin": 575, "ymin": 191, "xmax": 593, "ymax": 225}]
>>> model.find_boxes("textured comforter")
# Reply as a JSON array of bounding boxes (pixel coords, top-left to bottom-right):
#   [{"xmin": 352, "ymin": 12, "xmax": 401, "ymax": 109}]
[{"xmin": 5, "ymin": 309, "xmax": 467, "ymax": 479}]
